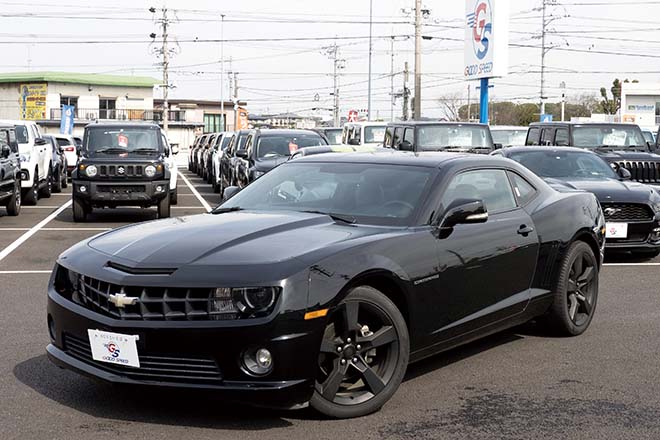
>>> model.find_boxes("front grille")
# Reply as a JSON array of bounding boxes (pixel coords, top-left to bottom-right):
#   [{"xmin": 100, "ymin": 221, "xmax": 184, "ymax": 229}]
[
  {"xmin": 96, "ymin": 185, "xmax": 146, "ymax": 194},
  {"xmin": 98, "ymin": 164, "xmax": 144, "ymax": 178},
  {"xmin": 601, "ymin": 203, "xmax": 653, "ymax": 222},
  {"xmin": 73, "ymin": 274, "xmax": 238, "ymax": 321},
  {"xmin": 63, "ymin": 333, "xmax": 223, "ymax": 384},
  {"xmin": 617, "ymin": 161, "xmax": 660, "ymax": 183}
]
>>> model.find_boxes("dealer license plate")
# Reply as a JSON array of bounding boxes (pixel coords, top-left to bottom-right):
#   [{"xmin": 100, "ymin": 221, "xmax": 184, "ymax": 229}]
[
  {"xmin": 605, "ymin": 222, "xmax": 628, "ymax": 239},
  {"xmin": 88, "ymin": 329, "xmax": 140, "ymax": 368}
]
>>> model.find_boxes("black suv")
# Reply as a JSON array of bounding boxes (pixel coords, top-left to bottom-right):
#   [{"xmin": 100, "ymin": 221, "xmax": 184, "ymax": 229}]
[
  {"xmin": 526, "ymin": 122, "xmax": 660, "ymax": 186},
  {"xmin": 0, "ymin": 124, "xmax": 21, "ymax": 216},
  {"xmin": 235, "ymin": 129, "xmax": 327, "ymax": 188},
  {"xmin": 71, "ymin": 123, "xmax": 173, "ymax": 222},
  {"xmin": 383, "ymin": 121, "xmax": 496, "ymax": 153}
]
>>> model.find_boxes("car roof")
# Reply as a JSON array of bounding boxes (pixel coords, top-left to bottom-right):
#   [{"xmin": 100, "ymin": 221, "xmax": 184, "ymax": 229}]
[
  {"xmin": 529, "ymin": 122, "xmax": 639, "ymax": 127},
  {"xmin": 257, "ymin": 129, "xmax": 321, "ymax": 136},
  {"xmin": 343, "ymin": 121, "xmax": 388, "ymax": 127},
  {"xmin": 288, "ymin": 149, "xmax": 516, "ymax": 168},
  {"xmin": 490, "ymin": 125, "xmax": 528, "ymax": 130},
  {"xmin": 0, "ymin": 124, "xmax": 15, "ymax": 129},
  {"xmin": 0, "ymin": 119, "xmax": 38, "ymax": 125},
  {"xmin": 499, "ymin": 146, "xmax": 597, "ymax": 155},
  {"xmin": 386, "ymin": 121, "xmax": 489, "ymax": 127},
  {"xmin": 84, "ymin": 122, "xmax": 160, "ymax": 129}
]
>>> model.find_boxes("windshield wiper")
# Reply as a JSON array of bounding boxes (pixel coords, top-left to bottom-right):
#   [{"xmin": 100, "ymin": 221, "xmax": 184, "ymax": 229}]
[
  {"xmin": 94, "ymin": 147, "xmax": 128, "ymax": 154},
  {"xmin": 302, "ymin": 210, "xmax": 356, "ymax": 224},
  {"xmin": 131, "ymin": 148, "xmax": 160, "ymax": 154},
  {"xmin": 211, "ymin": 206, "xmax": 243, "ymax": 214}
]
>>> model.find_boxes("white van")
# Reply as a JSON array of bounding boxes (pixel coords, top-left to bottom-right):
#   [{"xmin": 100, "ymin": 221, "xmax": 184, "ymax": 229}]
[
  {"xmin": 342, "ymin": 121, "xmax": 388, "ymax": 147},
  {"xmin": 0, "ymin": 120, "xmax": 52, "ymax": 204}
]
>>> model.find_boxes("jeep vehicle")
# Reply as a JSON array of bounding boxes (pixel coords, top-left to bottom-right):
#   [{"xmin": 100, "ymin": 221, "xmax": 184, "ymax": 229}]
[
  {"xmin": 342, "ymin": 121, "xmax": 387, "ymax": 147},
  {"xmin": 71, "ymin": 123, "xmax": 173, "ymax": 222},
  {"xmin": 383, "ymin": 121, "xmax": 496, "ymax": 153},
  {"xmin": 0, "ymin": 124, "xmax": 21, "ymax": 216},
  {"xmin": 0, "ymin": 119, "xmax": 53, "ymax": 205},
  {"xmin": 526, "ymin": 122, "xmax": 660, "ymax": 186}
]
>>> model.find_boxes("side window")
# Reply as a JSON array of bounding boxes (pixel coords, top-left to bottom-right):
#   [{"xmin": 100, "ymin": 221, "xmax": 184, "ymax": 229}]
[
  {"xmin": 8, "ymin": 129, "xmax": 18, "ymax": 152},
  {"xmin": 541, "ymin": 128, "xmax": 555, "ymax": 146},
  {"xmin": 555, "ymin": 128, "xmax": 569, "ymax": 146},
  {"xmin": 354, "ymin": 127, "xmax": 361, "ymax": 143},
  {"xmin": 393, "ymin": 127, "xmax": 404, "ymax": 149},
  {"xmin": 384, "ymin": 127, "xmax": 394, "ymax": 148},
  {"xmin": 508, "ymin": 172, "xmax": 537, "ymax": 205},
  {"xmin": 56, "ymin": 138, "xmax": 71, "ymax": 147},
  {"xmin": 245, "ymin": 135, "xmax": 254, "ymax": 157},
  {"xmin": 404, "ymin": 128, "xmax": 415, "ymax": 146},
  {"xmin": 161, "ymin": 134, "xmax": 170, "ymax": 154},
  {"xmin": 526, "ymin": 128, "xmax": 540, "ymax": 146},
  {"xmin": 441, "ymin": 169, "xmax": 517, "ymax": 214},
  {"xmin": 0, "ymin": 130, "xmax": 9, "ymax": 149}
]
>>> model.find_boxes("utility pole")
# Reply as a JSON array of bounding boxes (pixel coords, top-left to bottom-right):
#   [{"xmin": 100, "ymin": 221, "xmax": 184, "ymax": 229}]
[
  {"xmin": 403, "ymin": 62, "xmax": 410, "ymax": 121},
  {"xmin": 367, "ymin": 0, "xmax": 373, "ymax": 120},
  {"xmin": 467, "ymin": 84, "xmax": 471, "ymax": 121},
  {"xmin": 540, "ymin": 0, "xmax": 547, "ymax": 117},
  {"xmin": 390, "ymin": 35, "xmax": 395, "ymax": 122},
  {"xmin": 326, "ymin": 44, "xmax": 344, "ymax": 127},
  {"xmin": 220, "ymin": 14, "xmax": 225, "ymax": 131},
  {"xmin": 150, "ymin": 6, "xmax": 174, "ymax": 134},
  {"xmin": 233, "ymin": 71, "xmax": 239, "ymax": 130},
  {"xmin": 413, "ymin": 0, "xmax": 422, "ymax": 120}
]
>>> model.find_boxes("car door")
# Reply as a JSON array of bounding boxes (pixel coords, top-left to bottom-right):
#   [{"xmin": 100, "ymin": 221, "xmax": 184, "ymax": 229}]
[
  {"xmin": 33, "ymin": 125, "xmax": 49, "ymax": 180},
  {"xmin": 161, "ymin": 133, "xmax": 177, "ymax": 191},
  {"xmin": 0, "ymin": 129, "xmax": 11, "ymax": 194},
  {"xmin": 238, "ymin": 134, "xmax": 253, "ymax": 187},
  {"xmin": 427, "ymin": 168, "xmax": 539, "ymax": 342}
]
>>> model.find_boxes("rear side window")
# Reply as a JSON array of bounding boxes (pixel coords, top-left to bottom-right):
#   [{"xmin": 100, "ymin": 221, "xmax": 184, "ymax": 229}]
[
  {"xmin": 56, "ymin": 138, "xmax": 71, "ymax": 147},
  {"xmin": 555, "ymin": 128, "xmax": 569, "ymax": 146},
  {"xmin": 404, "ymin": 128, "xmax": 415, "ymax": 145},
  {"xmin": 394, "ymin": 127, "xmax": 404, "ymax": 149},
  {"xmin": 509, "ymin": 172, "xmax": 537, "ymax": 205},
  {"xmin": 541, "ymin": 128, "xmax": 555, "ymax": 146},
  {"xmin": 384, "ymin": 127, "xmax": 394, "ymax": 148},
  {"xmin": 526, "ymin": 128, "xmax": 540, "ymax": 146}
]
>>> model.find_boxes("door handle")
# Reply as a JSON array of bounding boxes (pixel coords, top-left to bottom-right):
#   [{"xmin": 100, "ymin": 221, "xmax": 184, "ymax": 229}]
[{"xmin": 517, "ymin": 225, "xmax": 534, "ymax": 236}]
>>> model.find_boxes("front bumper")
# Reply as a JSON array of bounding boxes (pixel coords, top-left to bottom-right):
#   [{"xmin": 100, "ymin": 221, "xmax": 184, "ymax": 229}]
[
  {"xmin": 47, "ymin": 284, "xmax": 320, "ymax": 407},
  {"xmin": 605, "ymin": 220, "xmax": 660, "ymax": 253},
  {"xmin": 73, "ymin": 179, "xmax": 169, "ymax": 206}
]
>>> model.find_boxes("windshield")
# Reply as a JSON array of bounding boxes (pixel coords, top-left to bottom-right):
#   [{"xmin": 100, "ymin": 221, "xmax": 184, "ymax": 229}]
[
  {"xmin": 221, "ymin": 162, "xmax": 435, "ymax": 226},
  {"xmin": 257, "ymin": 134, "xmax": 325, "ymax": 159},
  {"xmin": 572, "ymin": 125, "xmax": 646, "ymax": 148},
  {"xmin": 642, "ymin": 130, "xmax": 655, "ymax": 144},
  {"xmin": 509, "ymin": 150, "xmax": 618, "ymax": 180},
  {"xmin": 85, "ymin": 127, "xmax": 162, "ymax": 156},
  {"xmin": 15, "ymin": 125, "xmax": 28, "ymax": 144},
  {"xmin": 417, "ymin": 125, "xmax": 493, "ymax": 150},
  {"xmin": 323, "ymin": 129, "xmax": 343, "ymax": 145},
  {"xmin": 491, "ymin": 129, "xmax": 527, "ymax": 146},
  {"xmin": 364, "ymin": 126, "xmax": 386, "ymax": 144}
]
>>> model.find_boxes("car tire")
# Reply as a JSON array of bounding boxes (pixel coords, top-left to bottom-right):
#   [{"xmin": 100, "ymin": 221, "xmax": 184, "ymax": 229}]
[
  {"xmin": 213, "ymin": 177, "xmax": 220, "ymax": 193},
  {"xmin": 22, "ymin": 174, "xmax": 39, "ymax": 206},
  {"xmin": 170, "ymin": 187, "xmax": 178, "ymax": 205},
  {"xmin": 72, "ymin": 197, "xmax": 87, "ymax": 222},
  {"xmin": 157, "ymin": 196, "xmax": 170, "ymax": 218},
  {"xmin": 5, "ymin": 180, "xmax": 21, "ymax": 216},
  {"xmin": 541, "ymin": 241, "xmax": 599, "ymax": 336},
  {"xmin": 61, "ymin": 169, "xmax": 68, "ymax": 189},
  {"xmin": 53, "ymin": 167, "xmax": 63, "ymax": 193},
  {"xmin": 40, "ymin": 167, "xmax": 52, "ymax": 198},
  {"xmin": 309, "ymin": 286, "xmax": 409, "ymax": 419}
]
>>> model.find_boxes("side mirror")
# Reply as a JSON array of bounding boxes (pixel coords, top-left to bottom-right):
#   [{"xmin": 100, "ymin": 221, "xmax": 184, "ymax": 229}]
[
  {"xmin": 399, "ymin": 140, "xmax": 414, "ymax": 151},
  {"xmin": 647, "ymin": 141, "xmax": 657, "ymax": 152},
  {"xmin": 1, "ymin": 145, "xmax": 10, "ymax": 158},
  {"xmin": 171, "ymin": 145, "xmax": 179, "ymax": 155},
  {"xmin": 438, "ymin": 199, "xmax": 488, "ymax": 232},
  {"xmin": 35, "ymin": 138, "xmax": 47, "ymax": 146},
  {"xmin": 493, "ymin": 143, "xmax": 503, "ymax": 149},
  {"xmin": 223, "ymin": 186, "xmax": 240, "ymax": 201},
  {"xmin": 617, "ymin": 167, "xmax": 632, "ymax": 180},
  {"xmin": 347, "ymin": 138, "xmax": 360, "ymax": 146},
  {"xmin": 236, "ymin": 150, "xmax": 248, "ymax": 159}
]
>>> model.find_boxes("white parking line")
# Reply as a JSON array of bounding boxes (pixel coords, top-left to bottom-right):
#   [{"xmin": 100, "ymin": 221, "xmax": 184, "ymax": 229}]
[
  {"xmin": 179, "ymin": 173, "xmax": 212, "ymax": 212},
  {"xmin": 0, "ymin": 227, "xmax": 110, "ymax": 231},
  {"xmin": 21, "ymin": 206, "xmax": 63, "ymax": 209},
  {"xmin": 0, "ymin": 270, "xmax": 52, "ymax": 274},
  {"xmin": 0, "ymin": 200, "xmax": 72, "ymax": 263},
  {"xmin": 604, "ymin": 263, "xmax": 660, "ymax": 266}
]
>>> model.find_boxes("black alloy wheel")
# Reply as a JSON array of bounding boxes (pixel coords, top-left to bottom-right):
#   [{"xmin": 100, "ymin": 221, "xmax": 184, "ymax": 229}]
[
  {"xmin": 40, "ymin": 167, "xmax": 52, "ymax": 198},
  {"xmin": 6, "ymin": 180, "xmax": 21, "ymax": 216},
  {"xmin": 53, "ymin": 167, "xmax": 63, "ymax": 193},
  {"xmin": 310, "ymin": 286, "xmax": 409, "ymax": 418},
  {"xmin": 72, "ymin": 196, "xmax": 88, "ymax": 222},
  {"xmin": 23, "ymin": 174, "xmax": 39, "ymax": 205},
  {"xmin": 543, "ymin": 241, "xmax": 599, "ymax": 336},
  {"xmin": 61, "ymin": 167, "xmax": 68, "ymax": 189},
  {"xmin": 157, "ymin": 195, "xmax": 171, "ymax": 218}
]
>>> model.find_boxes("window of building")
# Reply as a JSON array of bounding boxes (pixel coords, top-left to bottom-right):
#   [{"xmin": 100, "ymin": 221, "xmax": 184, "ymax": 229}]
[
  {"xmin": 204, "ymin": 114, "xmax": 225, "ymax": 133},
  {"xmin": 99, "ymin": 98, "xmax": 116, "ymax": 119},
  {"xmin": 60, "ymin": 96, "xmax": 78, "ymax": 109}
]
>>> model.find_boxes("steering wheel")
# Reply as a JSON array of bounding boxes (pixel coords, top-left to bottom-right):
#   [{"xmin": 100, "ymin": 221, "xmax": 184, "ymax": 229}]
[{"xmin": 382, "ymin": 200, "xmax": 415, "ymax": 214}]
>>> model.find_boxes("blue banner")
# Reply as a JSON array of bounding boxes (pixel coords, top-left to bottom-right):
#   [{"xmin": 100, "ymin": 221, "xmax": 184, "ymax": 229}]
[{"xmin": 60, "ymin": 105, "xmax": 74, "ymax": 134}]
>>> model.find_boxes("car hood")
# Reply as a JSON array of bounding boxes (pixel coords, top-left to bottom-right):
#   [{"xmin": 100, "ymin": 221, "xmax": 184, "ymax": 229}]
[
  {"xmin": 543, "ymin": 177, "xmax": 656, "ymax": 203},
  {"xmin": 254, "ymin": 156, "xmax": 289, "ymax": 172},
  {"xmin": 593, "ymin": 149, "xmax": 660, "ymax": 161},
  {"xmin": 86, "ymin": 211, "xmax": 385, "ymax": 267}
]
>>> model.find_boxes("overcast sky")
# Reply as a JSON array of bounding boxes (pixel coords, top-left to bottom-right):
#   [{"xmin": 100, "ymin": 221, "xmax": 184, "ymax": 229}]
[{"xmin": 1, "ymin": 0, "xmax": 659, "ymax": 119}]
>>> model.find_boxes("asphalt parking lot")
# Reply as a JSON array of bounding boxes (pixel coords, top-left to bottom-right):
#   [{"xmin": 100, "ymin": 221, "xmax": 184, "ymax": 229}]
[{"xmin": 1, "ymin": 167, "xmax": 660, "ymax": 439}]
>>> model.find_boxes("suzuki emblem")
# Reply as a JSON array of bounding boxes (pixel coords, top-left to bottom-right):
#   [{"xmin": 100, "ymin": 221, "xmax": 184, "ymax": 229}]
[
  {"xmin": 108, "ymin": 293, "xmax": 138, "ymax": 308},
  {"xmin": 117, "ymin": 166, "xmax": 125, "ymax": 175}
]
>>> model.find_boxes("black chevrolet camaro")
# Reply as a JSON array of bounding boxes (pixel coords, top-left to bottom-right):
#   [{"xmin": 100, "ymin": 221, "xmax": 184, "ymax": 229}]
[
  {"xmin": 47, "ymin": 152, "xmax": 605, "ymax": 418},
  {"xmin": 494, "ymin": 146, "xmax": 660, "ymax": 257}
]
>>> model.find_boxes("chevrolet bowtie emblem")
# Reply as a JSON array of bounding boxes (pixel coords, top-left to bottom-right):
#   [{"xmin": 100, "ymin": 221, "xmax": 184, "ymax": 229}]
[{"xmin": 108, "ymin": 293, "xmax": 139, "ymax": 308}]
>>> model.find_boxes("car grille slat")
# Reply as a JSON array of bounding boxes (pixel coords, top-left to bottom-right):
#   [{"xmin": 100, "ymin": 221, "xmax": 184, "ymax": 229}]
[
  {"xmin": 96, "ymin": 163, "xmax": 148, "ymax": 179},
  {"xmin": 601, "ymin": 203, "xmax": 653, "ymax": 222},
  {"xmin": 619, "ymin": 161, "xmax": 660, "ymax": 184},
  {"xmin": 63, "ymin": 334, "xmax": 222, "ymax": 383}
]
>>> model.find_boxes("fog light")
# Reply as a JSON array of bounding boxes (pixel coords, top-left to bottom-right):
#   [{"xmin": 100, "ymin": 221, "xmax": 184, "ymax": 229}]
[
  {"xmin": 242, "ymin": 347, "xmax": 273, "ymax": 376},
  {"xmin": 156, "ymin": 185, "xmax": 164, "ymax": 193},
  {"xmin": 651, "ymin": 227, "xmax": 660, "ymax": 241},
  {"xmin": 79, "ymin": 185, "xmax": 87, "ymax": 193}
]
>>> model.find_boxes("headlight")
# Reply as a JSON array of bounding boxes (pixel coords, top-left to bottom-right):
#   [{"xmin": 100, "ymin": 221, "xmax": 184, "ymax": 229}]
[
  {"xmin": 209, "ymin": 287, "xmax": 279, "ymax": 318},
  {"xmin": 145, "ymin": 165, "xmax": 157, "ymax": 177},
  {"xmin": 85, "ymin": 165, "xmax": 97, "ymax": 177},
  {"xmin": 19, "ymin": 153, "xmax": 30, "ymax": 163}
]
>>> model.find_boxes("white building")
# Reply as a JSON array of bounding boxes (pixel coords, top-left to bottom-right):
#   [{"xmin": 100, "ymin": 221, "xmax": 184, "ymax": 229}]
[{"xmin": 620, "ymin": 82, "xmax": 660, "ymax": 128}]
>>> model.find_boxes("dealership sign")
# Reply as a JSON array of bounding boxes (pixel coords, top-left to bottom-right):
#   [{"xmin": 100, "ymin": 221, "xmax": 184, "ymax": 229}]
[{"xmin": 464, "ymin": 0, "xmax": 510, "ymax": 80}]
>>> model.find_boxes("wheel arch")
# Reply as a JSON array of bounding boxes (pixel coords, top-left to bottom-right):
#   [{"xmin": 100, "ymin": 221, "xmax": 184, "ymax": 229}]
[{"xmin": 570, "ymin": 228, "xmax": 602, "ymax": 268}]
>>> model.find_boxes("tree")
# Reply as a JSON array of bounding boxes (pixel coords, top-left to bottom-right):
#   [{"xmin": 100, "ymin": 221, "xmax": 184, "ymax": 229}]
[
  {"xmin": 599, "ymin": 78, "xmax": 638, "ymax": 115},
  {"xmin": 437, "ymin": 92, "xmax": 464, "ymax": 121}
]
